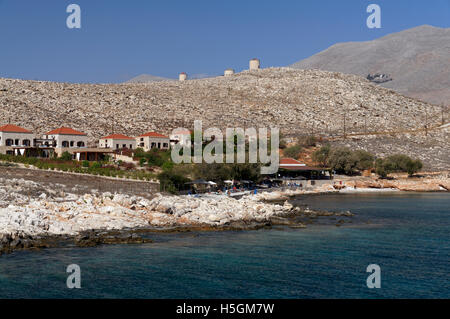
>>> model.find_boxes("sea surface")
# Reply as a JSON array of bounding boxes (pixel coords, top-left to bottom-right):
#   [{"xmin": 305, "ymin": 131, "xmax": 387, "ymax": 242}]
[{"xmin": 0, "ymin": 192, "xmax": 448, "ymax": 298}]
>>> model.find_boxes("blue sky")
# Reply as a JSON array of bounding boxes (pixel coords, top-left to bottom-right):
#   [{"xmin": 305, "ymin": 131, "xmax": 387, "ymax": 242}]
[{"xmin": 0, "ymin": 0, "xmax": 448, "ymax": 83}]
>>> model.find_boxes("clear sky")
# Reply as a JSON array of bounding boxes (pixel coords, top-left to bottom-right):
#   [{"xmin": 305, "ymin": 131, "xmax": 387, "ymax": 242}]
[{"xmin": 0, "ymin": 0, "xmax": 448, "ymax": 83}]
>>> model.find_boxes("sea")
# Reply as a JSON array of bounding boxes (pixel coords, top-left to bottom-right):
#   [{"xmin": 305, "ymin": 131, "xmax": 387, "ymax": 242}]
[{"xmin": 0, "ymin": 192, "xmax": 448, "ymax": 298}]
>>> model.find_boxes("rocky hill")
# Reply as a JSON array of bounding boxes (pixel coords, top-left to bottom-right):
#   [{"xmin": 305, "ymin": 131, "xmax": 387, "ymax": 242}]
[
  {"xmin": 126, "ymin": 74, "xmax": 172, "ymax": 83},
  {"xmin": 0, "ymin": 67, "xmax": 448, "ymax": 169},
  {"xmin": 291, "ymin": 25, "xmax": 450, "ymax": 105}
]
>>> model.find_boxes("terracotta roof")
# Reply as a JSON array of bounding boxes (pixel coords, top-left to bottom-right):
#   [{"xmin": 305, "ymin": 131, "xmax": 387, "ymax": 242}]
[
  {"xmin": 101, "ymin": 134, "xmax": 134, "ymax": 140},
  {"xmin": 280, "ymin": 158, "xmax": 304, "ymax": 165},
  {"xmin": 280, "ymin": 165, "xmax": 326, "ymax": 171},
  {"xmin": 46, "ymin": 127, "xmax": 87, "ymax": 136},
  {"xmin": 139, "ymin": 132, "xmax": 168, "ymax": 138},
  {"xmin": 279, "ymin": 158, "xmax": 326, "ymax": 171},
  {"xmin": 171, "ymin": 129, "xmax": 191, "ymax": 135},
  {"xmin": 0, "ymin": 124, "xmax": 32, "ymax": 134}
]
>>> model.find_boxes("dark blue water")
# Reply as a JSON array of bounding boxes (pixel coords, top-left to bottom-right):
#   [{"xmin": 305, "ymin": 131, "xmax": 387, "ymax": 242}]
[{"xmin": 0, "ymin": 192, "xmax": 448, "ymax": 298}]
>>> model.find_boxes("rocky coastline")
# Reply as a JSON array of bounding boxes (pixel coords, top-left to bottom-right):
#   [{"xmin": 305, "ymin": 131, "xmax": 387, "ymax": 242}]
[
  {"xmin": 0, "ymin": 176, "xmax": 351, "ymax": 255},
  {"xmin": 1, "ymin": 171, "xmax": 449, "ymax": 255}
]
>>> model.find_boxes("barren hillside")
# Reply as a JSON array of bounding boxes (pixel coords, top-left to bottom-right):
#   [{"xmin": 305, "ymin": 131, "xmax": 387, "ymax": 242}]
[
  {"xmin": 0, "ymin": 67, "xmax": 448, "ymax": 169},
  {"xmin": 291, "ymin": 25, "xmax": 450, "ymax": 105}
]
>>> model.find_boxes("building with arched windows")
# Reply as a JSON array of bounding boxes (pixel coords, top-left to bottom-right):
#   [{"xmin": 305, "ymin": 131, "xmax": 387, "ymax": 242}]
[
  {"xmin": 0, "ymin": 124, "xmax": 35, "ymax": 154},
  {"xmin": 43, "ymin": 127, "xmax": 88, "ymax": 157},
  {"xmin": 99, "ymin": 133, "xmax": 136, "ymax": 150},
  {"xmin": 136, "ymin": 131, "xmax": 170, "ymax": 151}
]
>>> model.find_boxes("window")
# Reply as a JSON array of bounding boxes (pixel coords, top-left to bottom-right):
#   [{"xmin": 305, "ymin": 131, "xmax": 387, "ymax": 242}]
[
  {"xmin": 62, "ymin": 141, "xmax": 70, "ymax": 148},
  {"xmin": 6, "ymin": 139, "xmax": 13, "ymax": 146},
  {"xmin": 70, "ymin": 141, "xmax": 75, "ymax": 147},
  {"xmin": 129, "ymin": 144, "xmax": 133, "ymax": 149},
  {"xmin": 15, "ymin": 139, "xmax": 19, "ymax": 146},
  {"xmin": 122, "ymin": 144, "xmax": 126, "ymax": 149},
  {"xmin": 163, "ymin": 143, "xmax": 168, "ymax": 148},
  {"xmin": 77, "ymin": 141, "xmax": 85, "ymax": 147},
  {"xmin": 116, "ymin": 144, "xmax": 119, "ymax": 149}
]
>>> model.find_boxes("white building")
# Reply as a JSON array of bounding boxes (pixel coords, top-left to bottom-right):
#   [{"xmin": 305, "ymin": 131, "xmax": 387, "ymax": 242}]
[
  {"xmin": 179, "ymin": 72, "xmax": 187, "ymax": 81},
  {"xmin": 224, "ymin": 69, "xmax": 235, "ymax": 76},
  {"xmin": 44, "ymin": 127, "xmax": 88, "ymax": 149},
  {"xmin": 136, "ymin": 132, "xmax": 170, "ymax": 151},
  {"xmin": 249, "ymin": 58, "xmax": 260, "ymax": 70},
  {"xmin": 0, "ymin": 124, "xmax": 35, "ymax": 148},
  {"xmin": 99, "ymin": 134, "xmax": 136, "ymax": 150},
  {"xmin": 170, "ymin": 129, "xmax": 191, "ymax": 147}
]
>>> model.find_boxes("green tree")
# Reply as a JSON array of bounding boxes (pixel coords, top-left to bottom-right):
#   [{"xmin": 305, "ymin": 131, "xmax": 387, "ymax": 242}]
[
  {"xmin": 375, "ymin": 154, "xmax": 423, "ymax": 178},
  {"xmin": 327, "ymin": 147, "xmax": 358, "ymax": 175},
  {"xmin": 406, "ymin": 159, "xmax": 423, "ymax": 176},
  {"xmin": 312, "ymin": 144, "xmax": 331, "ymax": 167},
  {"xmin": 353, "ymin": 150, "xmax": 375, "ymax": 171}
]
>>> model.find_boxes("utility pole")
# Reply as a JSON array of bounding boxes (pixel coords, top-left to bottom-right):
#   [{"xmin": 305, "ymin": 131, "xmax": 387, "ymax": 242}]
[
  {"xmin": 343, "ymin": 112, "xmax": 346, "ymax": 139},
  {"xmin": 364, "ymin": 113, "xmax": 368, "ymax": 136},
  {"xmin": 425, "ymin": 105, "xmax": 428, "ymax": 137}
]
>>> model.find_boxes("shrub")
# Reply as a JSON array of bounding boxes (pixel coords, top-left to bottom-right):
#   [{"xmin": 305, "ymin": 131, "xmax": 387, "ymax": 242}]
[
  {"xmin": 158, "ymin": 169, "xmax": 191, "ymax": 194},
  {"xmin": 375, "ymin": 154, "xmax": 423, "ymax": 177},
  {"xmin": 161, "ymin": 161, "xmax": 174, "ymax": 171},
  {"xmin": 283, "ymin": 144, "xmax": 302, "ymax": 159},
  {"xmin": 300, "ymin": 135, "xmax": 318, "ymax": 147},
  {"xmin": 59, "ymin": 151, "xmax": 73, "ymax": 161},
  {"xmin": 90, "ymin": 162, "xmax": 102, "ymax": 169},
  {"xmin": 82, "ymin": 160, "xmax": 90, "ymax": 168}
]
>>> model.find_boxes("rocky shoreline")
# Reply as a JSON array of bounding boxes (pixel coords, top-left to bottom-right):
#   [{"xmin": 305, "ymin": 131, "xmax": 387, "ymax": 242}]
[
  {"xmin": 1, "ymin": 171, "xmax": 449, "ymax": 255},
  {"xmin": 0, "ymin": 176, "xmax": 355, "ymax": 255}
]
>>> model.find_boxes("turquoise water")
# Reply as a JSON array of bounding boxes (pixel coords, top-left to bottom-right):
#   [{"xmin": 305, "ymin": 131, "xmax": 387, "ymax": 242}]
[{"xmin": 0, "ymin": 192, "xmax": 448, "ymax": 298}]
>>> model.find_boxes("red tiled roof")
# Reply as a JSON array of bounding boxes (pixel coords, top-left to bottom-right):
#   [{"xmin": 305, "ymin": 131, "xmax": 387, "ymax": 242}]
[
  {"xmin": 171, "ymin": 129, "xmax": 191, "ymax": 135},
  {"xmin": 101, "ymin": 134, "xmax": 134, "ymax": 140},
  {"xmin": 46, "ymin": 127, "xmax": 87, "ymax": 136},
  {"xmin": 0, "ymin": 124, "xmax": 32, "ymax": 133},
  {"xmin": 280, "ymin": 166, "xmax": 325, "ymax": 171},
  {"xmin": 139, "ymin": 132, "xmax": 168, "ymax": 138},
  {"xmin": 280, "ymin": 158, "xmax": 304, "ymax": 165},
  {"xmin": 280, "ymin": 158, "xmax": 325, "ymax": 171}
]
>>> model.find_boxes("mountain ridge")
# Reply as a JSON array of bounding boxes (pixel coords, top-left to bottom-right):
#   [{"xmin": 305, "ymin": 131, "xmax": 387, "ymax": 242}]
[{"xmin": 291, "ymin": 25, "xmax": 450, "ymax": 105}]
